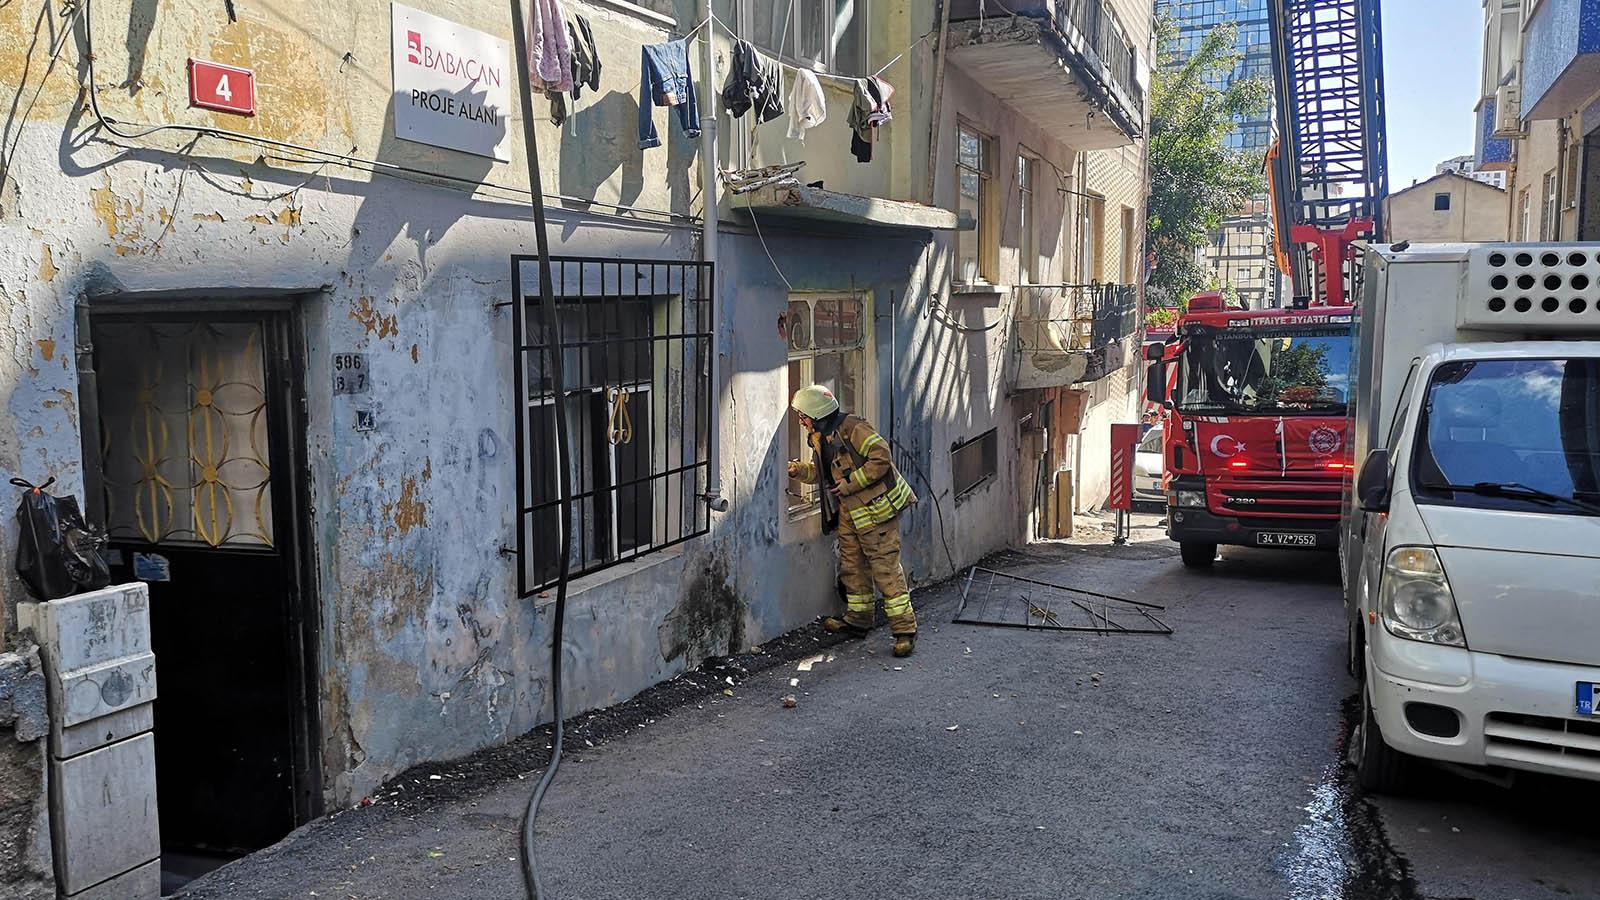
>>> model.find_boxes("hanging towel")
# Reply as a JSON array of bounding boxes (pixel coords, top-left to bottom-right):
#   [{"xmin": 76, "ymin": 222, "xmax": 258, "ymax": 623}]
[
  {"xmin": 722, "ymin": 40, "xmax": 785, "ymax": 123},
  {"xmin": 640, "ymin": 39, "xmax": 701, "ymax": 149},
  {"xmin": 847, "ymin": 77, "xmax": 894, "ymax": 163},
  {"xmin": 528, "ymin": 0, "xmax": 574, "ymax": 94},
  {"xmin": 787, "ymin": 69, "xmax": 826, "ymax": 141}
]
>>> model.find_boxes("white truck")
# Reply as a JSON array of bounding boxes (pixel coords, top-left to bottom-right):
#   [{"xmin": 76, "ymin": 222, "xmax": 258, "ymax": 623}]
[{"xmin": 1343, "ymin": 243, "xmax": 1600, "ymax": 793}]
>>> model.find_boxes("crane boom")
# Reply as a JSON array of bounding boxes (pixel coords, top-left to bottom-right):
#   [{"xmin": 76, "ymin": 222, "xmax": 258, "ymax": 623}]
[{"xmin": 1268, "ymin": 0, "xmax": 1389, "ymax": 306}]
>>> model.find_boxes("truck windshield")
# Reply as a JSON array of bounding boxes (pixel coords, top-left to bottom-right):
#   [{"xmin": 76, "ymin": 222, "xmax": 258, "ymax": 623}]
[
  {"xmin": 1413, "ymin": 358, "xmax": 1600, "ymax": 516},
  {"xmin": 1177, "ymin": 326, "xmax": 1352, "ymax": 415}
]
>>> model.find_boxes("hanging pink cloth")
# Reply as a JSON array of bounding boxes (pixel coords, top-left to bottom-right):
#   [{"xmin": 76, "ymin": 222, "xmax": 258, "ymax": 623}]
[{"xmin": 528, "ymin": 0, "xmax": 574, "ymax": 94}]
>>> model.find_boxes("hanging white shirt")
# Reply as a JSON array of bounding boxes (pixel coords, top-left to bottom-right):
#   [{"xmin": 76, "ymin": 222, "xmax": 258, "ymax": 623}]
[{"xmin": 787, "ymin": 69, "xmax": 827, "ymax": 141}]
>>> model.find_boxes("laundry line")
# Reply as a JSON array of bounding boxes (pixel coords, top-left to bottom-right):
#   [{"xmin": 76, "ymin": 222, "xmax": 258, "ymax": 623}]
[{"xmin": 677, "ymin": 9, "xmax": 934, "ymax": 84}]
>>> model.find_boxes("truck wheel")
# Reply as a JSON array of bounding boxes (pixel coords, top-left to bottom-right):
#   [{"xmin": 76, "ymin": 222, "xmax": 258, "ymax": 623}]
[
  {"xmin": 1354, "ymin": 683, "xmax": 1411, "ymax": 795},
  {"xmin": 1180, "ymin": 542, "xmax": 1217, "ymax": 568}
]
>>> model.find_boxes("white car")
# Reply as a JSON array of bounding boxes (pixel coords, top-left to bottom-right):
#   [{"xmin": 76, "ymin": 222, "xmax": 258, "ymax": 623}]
[{"xmin": 1133, "ymin": 425, "xmax": 1164, "ymax": 508}]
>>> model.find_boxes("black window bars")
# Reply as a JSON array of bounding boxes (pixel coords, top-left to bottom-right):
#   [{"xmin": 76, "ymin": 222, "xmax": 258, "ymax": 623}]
[{"xmin": 511, "ymin": 256, "xmax": 715, "ymax": 597}]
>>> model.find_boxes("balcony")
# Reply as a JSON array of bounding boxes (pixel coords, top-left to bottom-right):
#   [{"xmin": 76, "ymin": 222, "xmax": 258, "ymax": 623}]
[
  {"xmin": 947, "ymin": 0, "xmax": 1145, "ymax": 150},
  {"xmin": 1521, "ymin": 0, "xmax": 1600, "ymax": 119},
  {"xmin": 1012, "ymin": 284, "xmax": 1138, "ymax": 389}
]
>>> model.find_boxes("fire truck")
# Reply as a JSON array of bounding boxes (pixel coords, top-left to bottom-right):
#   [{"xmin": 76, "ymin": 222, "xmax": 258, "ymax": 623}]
[
  {"xmin": 1143, "ymin": 0, "xmax": 1386, "ymax": 567},
  {"xmin": 1145, "ymin": 293, "xmax": 1355, "ymax": 566}
]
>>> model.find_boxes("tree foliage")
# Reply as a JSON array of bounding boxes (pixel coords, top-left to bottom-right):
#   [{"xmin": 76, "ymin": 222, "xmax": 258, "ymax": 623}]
[{"xmin": 1145, "ymin": 18, "xmax": 1272, "ymax": 307}]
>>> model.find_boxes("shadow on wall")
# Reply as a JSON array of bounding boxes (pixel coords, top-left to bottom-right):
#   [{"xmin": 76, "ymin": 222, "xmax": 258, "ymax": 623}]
[
  {"xmin": 350, "ymin": 86, "xmax": 505, "ymax": 270},
  {"xmin": 557, "ymin": 89, "xmax": 646, "ymax": 218},
  {"xmin": 123, "ymin": 0, "xmax": 159, "ymax": 93}
]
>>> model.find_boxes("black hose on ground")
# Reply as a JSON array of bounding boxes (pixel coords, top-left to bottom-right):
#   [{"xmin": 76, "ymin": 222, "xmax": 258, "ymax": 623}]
[{"xmin": 509, "ymin": 2, "xmax": 574, "ymax": 897}]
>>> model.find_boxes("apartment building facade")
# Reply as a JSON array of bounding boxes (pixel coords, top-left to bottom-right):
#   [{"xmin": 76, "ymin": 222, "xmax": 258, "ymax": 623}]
[
  {"xmin": 1478, "ymin": 0, "xmax": 1600, "ymax": 241},
  {"xmin": 0, "ymin": 0, "xmax": 1151, "ymax": 865}
]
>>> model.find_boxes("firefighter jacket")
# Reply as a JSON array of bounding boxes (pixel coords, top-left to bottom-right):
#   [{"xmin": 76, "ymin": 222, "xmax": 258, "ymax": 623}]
[{"xmin": 793, "ymin": 415, "xmax": 916, "ymax": 532}]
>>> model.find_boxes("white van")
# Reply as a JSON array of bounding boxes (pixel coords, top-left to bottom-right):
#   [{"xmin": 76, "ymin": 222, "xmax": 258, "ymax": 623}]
[{"xmin": 1343, "ymin": 243, "xmax": 1600, "ymax": 792}]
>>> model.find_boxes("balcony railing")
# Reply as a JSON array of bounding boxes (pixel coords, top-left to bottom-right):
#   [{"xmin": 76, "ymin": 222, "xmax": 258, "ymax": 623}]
[
  {"xmin": 949, "ymin": 0, "xmax": 1146, "ymax": 127},
  {"xmin": 1012, "ymin": 284, "xmax": 1139, "ymax": 388}
]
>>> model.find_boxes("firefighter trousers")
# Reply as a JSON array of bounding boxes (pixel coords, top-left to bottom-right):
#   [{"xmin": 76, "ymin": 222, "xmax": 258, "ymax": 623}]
[{"xmin": 837, "ymin": 514, "xmax": 916, "ymax": 635}]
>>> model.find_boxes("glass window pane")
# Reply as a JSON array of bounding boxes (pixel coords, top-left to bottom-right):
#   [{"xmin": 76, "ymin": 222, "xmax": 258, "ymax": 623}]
[
  {"xmin": 839, "ymin": 296, "xmax": 861, "ymax": 346},
  {"xmin": 787, "ymin": 358, "xmax": 813, "ymax": 506},
  {"xmin": 797, "ymin": 0, "xmax": 827, "ymax": 63},
  {"xmin": 787, "ymin": 300, "xmax": 812, "ymax": 352},
  {"xmin": 815, "ymin": 297, "xmax": 841, "ymax": 348},
  {"xmin": 959, "ymin": 129, "xmax": 981, "ymax": 170},
  {"xmin": 831, "ymin": 0, "xmax": 864, "ymax": 74}
]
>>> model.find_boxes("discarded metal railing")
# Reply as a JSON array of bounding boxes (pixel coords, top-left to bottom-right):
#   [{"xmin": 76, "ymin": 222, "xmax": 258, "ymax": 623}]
[{"xmin": 952, "ymin": 566, "xmax": 1173, "ymax": 636}]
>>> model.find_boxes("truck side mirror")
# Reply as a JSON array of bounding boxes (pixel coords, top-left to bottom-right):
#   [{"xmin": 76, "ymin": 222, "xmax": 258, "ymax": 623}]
[
  {"xmin": 1357, "ymin": 449, "xmax": 1392, "ymax": 512},
  {"xmin": 1143, "ymin": 341, "xmax": 1167, "ymax": 362},
  {"xmin": 1146, "ymin": 361, "xmax": 1167, "ymax": 405}
]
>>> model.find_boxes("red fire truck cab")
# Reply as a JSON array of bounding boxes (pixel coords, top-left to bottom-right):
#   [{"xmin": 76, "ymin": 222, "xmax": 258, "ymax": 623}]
[{"xmin": 1144, "ymin": 292, "xmax": 1355, "ymax": 567}]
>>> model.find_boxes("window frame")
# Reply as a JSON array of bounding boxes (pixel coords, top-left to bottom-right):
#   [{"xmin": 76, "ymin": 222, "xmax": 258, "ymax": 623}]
[
  {"xmin": 952, "ymin": 428, "xmax": 999, "ymax": 500},
  {"xmin": 784, "ymin": 292, "xmax": 875, "ymax": 520},
  {"xmin": 1519, "ymin": 189, "xmax": 1532, "ymax": 240},
  {"xmin": 1120, "ymin": 206, "xmax": 1138, "ymax": 285},
  {"xmin": 741, "ymin": 0, "xmax": 868, "ymax": 75},
  {"xmin": 1433, "ymin": 192, "xmax": 1452, "ymax": 212},
  {"xmin": 1017, "ymin": 153, "xmax": 1039, "ymax": 285},
  {"xmin": 956, "ymin": 121, "xmax": 997, "ymax": 286},
  {"xmin": 1080, "ymin": 191, "xmax": 1107, "ymax": 283},
  {"xmin": 1542, "ymin": 170, "xmax": 1559, "ymax": 240}
]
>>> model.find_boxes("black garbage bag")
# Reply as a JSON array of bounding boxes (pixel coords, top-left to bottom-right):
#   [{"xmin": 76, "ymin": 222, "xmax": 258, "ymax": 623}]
[{"xmin": 11, "ymin": 477, "xmax": 111, "ymax": 600}]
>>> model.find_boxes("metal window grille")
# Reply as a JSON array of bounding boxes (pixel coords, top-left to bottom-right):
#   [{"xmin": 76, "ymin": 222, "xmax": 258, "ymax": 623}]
[
  {"xmin": 510, "ymin": 256, "xmax": 715, "ymax": 597},
  {"xmin": 952, "ymin": 429, "xmax": 999, "ymax": 498}
]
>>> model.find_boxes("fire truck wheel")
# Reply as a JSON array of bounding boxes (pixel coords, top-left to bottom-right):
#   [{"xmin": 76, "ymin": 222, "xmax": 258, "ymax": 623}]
[{"xmin": 1179, "ymin": 541, "xmax": 1217, "ymax": 568}]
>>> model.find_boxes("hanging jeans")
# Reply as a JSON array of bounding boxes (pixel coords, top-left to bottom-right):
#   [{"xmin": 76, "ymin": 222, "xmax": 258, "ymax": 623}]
[{"xmin": 639, "ymin": 39, "xmax": 700, "ymax": 149}]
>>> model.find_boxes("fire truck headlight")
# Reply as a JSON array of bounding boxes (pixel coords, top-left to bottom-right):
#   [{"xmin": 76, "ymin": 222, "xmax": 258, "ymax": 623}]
[{"xmin": 1171, "ymin": 490, "xmax": 1205, "ymax": 509}]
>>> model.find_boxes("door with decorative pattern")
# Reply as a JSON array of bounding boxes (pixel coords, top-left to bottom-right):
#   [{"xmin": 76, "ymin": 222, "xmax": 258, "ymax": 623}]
[{"xmin": 90, "ymin": 311, "xmax": 314, "ymax": 856}]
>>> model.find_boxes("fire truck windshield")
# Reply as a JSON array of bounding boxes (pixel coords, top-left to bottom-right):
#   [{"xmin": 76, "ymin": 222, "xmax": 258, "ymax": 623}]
[{"xmin": 1177, "ymin": 326, "xmax": 1352, "ymax": 415}]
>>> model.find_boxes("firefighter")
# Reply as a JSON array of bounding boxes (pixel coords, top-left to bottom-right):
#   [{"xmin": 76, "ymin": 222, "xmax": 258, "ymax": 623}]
[{"xmin": 787, "ymin": 385, "xmax": 919, "ymax": 657}]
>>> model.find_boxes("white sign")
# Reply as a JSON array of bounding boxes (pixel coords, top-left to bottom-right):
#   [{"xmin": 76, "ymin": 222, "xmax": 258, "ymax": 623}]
[{"xmin": 391, "ymin": 3, "xmax": 512, "ymax": 161}]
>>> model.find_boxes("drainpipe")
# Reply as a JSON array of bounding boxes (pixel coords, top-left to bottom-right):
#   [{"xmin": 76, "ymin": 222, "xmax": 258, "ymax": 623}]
[
  {"xmin": 925, "ymin": 0, "xmax": 953, "ymax": 205},
  {"xmin": 74, "ymin": 299, "xmax": 105, "ymax": 525},
  {"xmin": 700, "ymin": 0, "xmax": 729, "ymax": 513}
]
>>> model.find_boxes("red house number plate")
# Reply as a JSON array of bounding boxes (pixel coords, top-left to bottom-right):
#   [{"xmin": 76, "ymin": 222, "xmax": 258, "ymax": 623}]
[{"xmin": 188, "ymin": 59, "xmax": 256, "ymax": 116}]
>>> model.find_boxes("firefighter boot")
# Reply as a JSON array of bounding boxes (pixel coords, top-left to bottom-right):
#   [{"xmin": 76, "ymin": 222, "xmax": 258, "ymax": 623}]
[
  {"xmin": 892, "ymin": 632, "xmax": 916, "ymax": 658},
  {"xmin": 821, "ymin": 615, "xmax": 870, "ymax": 637}
]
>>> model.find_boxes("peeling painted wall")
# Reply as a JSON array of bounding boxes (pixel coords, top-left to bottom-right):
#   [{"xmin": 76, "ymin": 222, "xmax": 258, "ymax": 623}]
[{"xmin": 0, "ymin": 0, "xmax": 1148, "ymax": 815}]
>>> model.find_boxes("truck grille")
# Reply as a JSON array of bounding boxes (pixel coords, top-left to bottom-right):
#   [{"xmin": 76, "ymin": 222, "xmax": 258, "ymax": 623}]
[
  {"xmin": 1215, "ymin": 482, "xmax": 1341, "ymax": 519},
  {"xmin": 1484, "ymin": 712, "xmax": 1600, "ymax": 777}
]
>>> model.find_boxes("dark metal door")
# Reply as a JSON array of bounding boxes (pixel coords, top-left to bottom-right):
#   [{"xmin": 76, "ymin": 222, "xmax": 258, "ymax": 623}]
[{"xmin": 90, "ymin": 312, "xmax": 314, "ymax": 855}]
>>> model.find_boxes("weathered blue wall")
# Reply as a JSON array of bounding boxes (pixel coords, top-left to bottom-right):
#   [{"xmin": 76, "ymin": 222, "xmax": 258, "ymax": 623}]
[
  {"xmin": 1476, "ymin": 99, "xmax": 1513, "ymax": 166},
  {"xmin": 1523, "ymin": 0, "xmax": 1600, "ymax": 115}
]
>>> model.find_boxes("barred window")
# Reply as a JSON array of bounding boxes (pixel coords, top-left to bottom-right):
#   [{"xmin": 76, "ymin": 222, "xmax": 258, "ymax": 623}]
[{"xmin": 513, "ymin": 257, "xmax": 714, "ymax": 596}]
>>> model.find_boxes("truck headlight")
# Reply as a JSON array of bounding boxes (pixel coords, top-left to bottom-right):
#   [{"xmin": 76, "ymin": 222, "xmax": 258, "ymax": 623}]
[
  {"xmin": 1379, "ymin": 547, "xmax": 1466, "ymax": 647},
  {"xmin": 1169, "ymin": 490, "xmax": 1205, "ymax": 508}
]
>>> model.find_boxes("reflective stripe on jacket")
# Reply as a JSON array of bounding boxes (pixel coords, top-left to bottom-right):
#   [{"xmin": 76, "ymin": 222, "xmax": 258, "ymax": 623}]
[{"xmin": 794, "ymin": 415, "xmax": 916, "ymax": 528}]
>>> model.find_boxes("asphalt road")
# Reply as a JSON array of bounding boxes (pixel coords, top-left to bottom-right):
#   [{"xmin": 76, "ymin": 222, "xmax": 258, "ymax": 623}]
[{"xmin": 181, "ymin": 518, "xmax": 1600, "ymax": 900}]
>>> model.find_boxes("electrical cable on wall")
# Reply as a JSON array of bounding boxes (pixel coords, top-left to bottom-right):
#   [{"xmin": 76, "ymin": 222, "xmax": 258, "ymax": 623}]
[{"xmin": 509, "ymin": 1, "xmax": 575, "ymax": 897}]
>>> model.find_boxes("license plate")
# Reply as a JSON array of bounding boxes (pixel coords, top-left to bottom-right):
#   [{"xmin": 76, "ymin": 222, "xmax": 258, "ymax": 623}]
[
  {"xmin": 1578, "ymin": 682, "xmax": 1600, "ymax": 716},
  {"xmin": 1257, "ymin": 532, "xmax": 1317, "ymax": 547}
]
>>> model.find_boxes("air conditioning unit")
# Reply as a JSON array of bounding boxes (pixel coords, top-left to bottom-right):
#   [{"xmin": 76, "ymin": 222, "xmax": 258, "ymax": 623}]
[{"xmin": 1494, "ymin": 82, "xmax": 1526, "ymax": 138}]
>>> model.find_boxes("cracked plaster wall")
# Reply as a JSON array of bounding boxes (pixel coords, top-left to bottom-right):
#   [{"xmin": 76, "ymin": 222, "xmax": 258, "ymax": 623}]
[{"xmin": 0, "ymin": 0, "xmax": 1091, "ymax": 810}]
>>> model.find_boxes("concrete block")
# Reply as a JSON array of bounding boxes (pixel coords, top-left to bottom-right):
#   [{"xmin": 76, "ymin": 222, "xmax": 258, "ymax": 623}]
[
  {"xmin": 57, "ymin": 704, "xmax": 153, "ymax": 761},
  {"xmin": 18, "ymin": 586, "xmax": 158, "ymax": 754},
  {"xmin": 48, "ymin": 733, "xmax": 159, "ymax": 895},
  {"xmin": 64, "ymin": 858, "xmax": 160, "ymax": 900}
]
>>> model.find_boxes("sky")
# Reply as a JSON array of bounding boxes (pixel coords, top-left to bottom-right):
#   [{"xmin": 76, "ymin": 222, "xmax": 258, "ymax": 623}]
[{"xmin": 1381, "ymin": 0, "xmax": 1486, "ymax": 189}]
